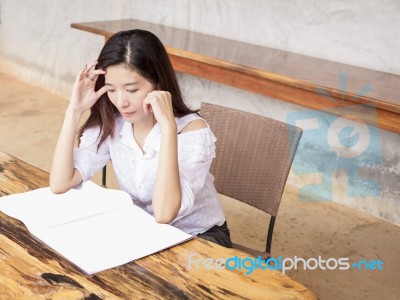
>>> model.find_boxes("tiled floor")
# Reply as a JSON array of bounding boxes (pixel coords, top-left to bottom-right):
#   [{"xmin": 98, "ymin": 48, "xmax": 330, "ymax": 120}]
[{"xmin": 1, "ymin": 73, "xmax": 399, "ymax": 299}]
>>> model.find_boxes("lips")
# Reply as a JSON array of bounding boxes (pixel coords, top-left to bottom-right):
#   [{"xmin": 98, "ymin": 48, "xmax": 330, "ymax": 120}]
[{"xmin": 121, "ymin": 111, "xmax": 134, "ymax": 117}]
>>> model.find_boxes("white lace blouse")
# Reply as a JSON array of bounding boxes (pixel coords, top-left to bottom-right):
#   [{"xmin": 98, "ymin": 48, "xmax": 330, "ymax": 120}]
[{"xmin": 73, "ymin": 113, "xmax": 226, "ymax": 235}]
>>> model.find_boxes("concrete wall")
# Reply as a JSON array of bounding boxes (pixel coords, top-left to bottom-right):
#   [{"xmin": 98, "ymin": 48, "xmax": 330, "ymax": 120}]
[{"xmin": 0, "ymin": 0, "xmax": 399, "ymax": 225}]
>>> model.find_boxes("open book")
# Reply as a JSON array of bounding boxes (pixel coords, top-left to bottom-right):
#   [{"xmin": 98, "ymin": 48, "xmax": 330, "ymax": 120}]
[{"xmin": 0, "ymin": 181, "xmax": 192, "ymax": 274}]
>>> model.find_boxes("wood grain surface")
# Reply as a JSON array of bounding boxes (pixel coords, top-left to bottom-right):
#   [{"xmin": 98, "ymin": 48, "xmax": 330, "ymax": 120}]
[
  {"xmin": 71, "ymin": 19, "xmax": 400, "ymax": 133},
  {"xmin": 0, "ymin": 151, "xmax": 317, "ymax": 299}
]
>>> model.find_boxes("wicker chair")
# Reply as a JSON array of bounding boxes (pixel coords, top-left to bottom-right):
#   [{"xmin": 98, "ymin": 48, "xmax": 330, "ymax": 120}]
[
  {"xmin": 100, "ymin": 102, "xmax": 302, "ymax": 257},
  {"xmin": 200, "ymin": 102, "xmax": 303, "ymax": 259}
]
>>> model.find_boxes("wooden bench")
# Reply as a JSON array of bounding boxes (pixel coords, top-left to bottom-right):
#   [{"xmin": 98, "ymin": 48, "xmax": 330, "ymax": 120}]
[{"xmin": 71, "ymin": 19, "xmax": 400, "ymax": 133}]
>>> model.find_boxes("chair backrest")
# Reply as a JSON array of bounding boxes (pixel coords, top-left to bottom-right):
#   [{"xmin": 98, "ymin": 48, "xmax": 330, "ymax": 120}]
[{"xmin": 200, "ymin": 102, "xmax": 302, "ymax": 217}]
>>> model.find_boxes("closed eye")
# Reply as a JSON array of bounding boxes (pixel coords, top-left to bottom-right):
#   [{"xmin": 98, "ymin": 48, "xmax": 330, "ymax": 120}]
[
  {"xmin": 127, "ymin": 90, "xmax": 138, "ymax": 93},
  {"xmin": 107, "ymin": 89, "xmax": 115, "ymax": 93}
]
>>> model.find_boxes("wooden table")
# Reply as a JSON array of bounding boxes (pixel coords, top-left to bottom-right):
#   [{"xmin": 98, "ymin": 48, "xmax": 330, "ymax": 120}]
[
  {"xmin": 0, "ymin": 150, "xmax": 316, "ymax": 299},
  {"xmin": 71, "ymin": 19, "xmax": 400, "ymax": 133}
]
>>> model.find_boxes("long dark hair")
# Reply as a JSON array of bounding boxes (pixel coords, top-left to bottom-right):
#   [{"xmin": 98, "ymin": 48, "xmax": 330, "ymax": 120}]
[{"xmin": 78, "ymin": 29, "xmax": 197, "ymax": 148}]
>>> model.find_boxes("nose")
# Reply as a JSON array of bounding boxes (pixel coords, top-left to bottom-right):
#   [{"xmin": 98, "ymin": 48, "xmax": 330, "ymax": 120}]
[{"xmin": 115, "ymin": 91, "xmax": 129, "ymax": 109}]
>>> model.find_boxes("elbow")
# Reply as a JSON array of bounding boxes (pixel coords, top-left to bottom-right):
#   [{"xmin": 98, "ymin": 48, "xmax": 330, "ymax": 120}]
[
  {"xmin": 153, "ymin": 191, "xmax": 182, "ymax": 224},
  {"xmin": 49, "ymin": 184, "xmax": 68, "ymax": 194},
  {"xmin": 153, "ymin": 197, "xmax": 181, "ymax": 224},
  {"xmin": 154, "ymin": 212, "xmax": 178, "ymax": 224},
  {"xmin": 49, "ymin": 178, "xmax": 69, "ymax": 194}
]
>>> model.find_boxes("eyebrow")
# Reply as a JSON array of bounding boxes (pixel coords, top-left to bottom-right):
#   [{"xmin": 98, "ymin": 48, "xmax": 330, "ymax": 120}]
[{"xmin": 105, "ymin": 82, "xmax": 139, "ymax": 86}]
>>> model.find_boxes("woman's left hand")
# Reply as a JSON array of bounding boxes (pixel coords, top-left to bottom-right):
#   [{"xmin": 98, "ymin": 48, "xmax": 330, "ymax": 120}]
[{"xmin": 143, "ymin": 91, "xmax": 176, "ymax": 129}]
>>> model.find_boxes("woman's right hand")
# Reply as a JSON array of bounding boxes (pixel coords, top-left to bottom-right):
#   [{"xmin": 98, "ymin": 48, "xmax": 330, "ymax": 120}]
[{"xmin": 68, "ymin": 61, "xmax": 108, "ymax": 114}]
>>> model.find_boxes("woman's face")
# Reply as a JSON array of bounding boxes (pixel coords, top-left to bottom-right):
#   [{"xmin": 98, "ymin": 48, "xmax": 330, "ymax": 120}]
[{"xmin": 104, "ymin": 64, "xmax": 155, "ymax": 124}]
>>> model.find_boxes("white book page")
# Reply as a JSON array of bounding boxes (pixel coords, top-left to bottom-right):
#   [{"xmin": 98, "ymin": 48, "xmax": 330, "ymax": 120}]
[
  {"xmin": 0, "ymin": 181, "xmax": 133, "ymax": 232},
  {"xmin": 33, "ymin": 205, "xmax": 193, "ymax": 274}
]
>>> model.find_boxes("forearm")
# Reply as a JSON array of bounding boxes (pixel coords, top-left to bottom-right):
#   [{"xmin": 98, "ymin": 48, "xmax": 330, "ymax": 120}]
[
  {"xmin": 49, "ymin": 108, "xmax": 83, "ymax": 193},
  {"xmin": 152, "ymin": 124, "xmax": 182, "ymax": 223}
]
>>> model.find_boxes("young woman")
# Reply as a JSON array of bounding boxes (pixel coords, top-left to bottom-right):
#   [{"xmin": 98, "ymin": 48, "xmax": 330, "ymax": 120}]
[{"xmin": 49, "ymin": 29, "xmax": 232, "ymax": 248}]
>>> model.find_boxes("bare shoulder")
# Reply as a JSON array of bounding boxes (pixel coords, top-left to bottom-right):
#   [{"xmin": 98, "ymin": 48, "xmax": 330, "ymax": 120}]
[{"xmin": 180, "ymin": 119, "xmax": 207, "ymax": 133}]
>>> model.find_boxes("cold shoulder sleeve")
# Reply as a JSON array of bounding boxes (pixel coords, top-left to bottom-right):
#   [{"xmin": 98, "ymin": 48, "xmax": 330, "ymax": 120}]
[
  {"xmin": 175, "ymin": 127, "xmax": 217, "ymax": 217},
  {"xmin": 178, "ymin": 127, "xmax": 217, "ymax": 163},
  {"xmin": 73, "ymin": 126, "xmax": 110, "ymax": 182}
]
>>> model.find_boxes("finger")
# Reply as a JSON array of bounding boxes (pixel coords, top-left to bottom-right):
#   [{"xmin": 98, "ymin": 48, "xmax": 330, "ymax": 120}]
[
  {"xmin": 146, "ymin": 91, "xmax": 171, "ymax": 105},
  {"xmin": 77, "ymin": 61, "xmax": 98, "ymax": 81},
  {"xmin": 143, "ymin": 97, "xmax": 154, "ymax": 115},
  {"xmin": 89, "ymin": 69, "xmax": 106, "ymax": 79},
  {"xmin": 146, "ymin": 90, "xmax": 161, "ymax": 98},
  {"xmin": 87, "ymin": 60, "xmax": 98, "ymax": 70},
  {"xmin": 83, "ymin": 61, "xmax": 98, "ymax": 76},
  {"xmin": 76, "ymin": 64, "xmax": 89, "ymax": 81},
  {"xmin": 96, "ymin": 85, "xmax": 108, "ymax": 98},
  {"xmin": 144, "ymin": 92, "xmax": 160, "ymax": 108},
  {"xmin": 91, "ymin": 69, "xmax": 107, "ymax": 76}
]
